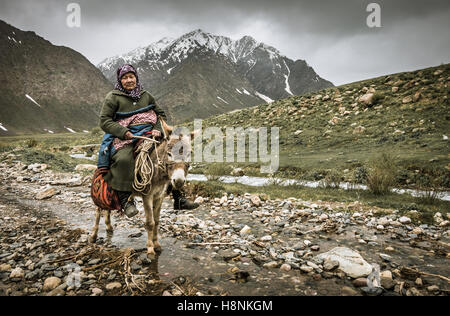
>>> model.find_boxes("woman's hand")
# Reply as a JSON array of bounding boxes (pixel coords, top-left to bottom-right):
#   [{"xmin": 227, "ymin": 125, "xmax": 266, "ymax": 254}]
[{"xmin": 124, "ymin": 131, "xmax": 134, "ymax": 140}]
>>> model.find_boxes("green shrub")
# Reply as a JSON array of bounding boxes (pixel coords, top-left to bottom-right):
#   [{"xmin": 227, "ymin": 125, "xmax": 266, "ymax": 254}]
[
  {"xmin": 366, "ymin": 152, "xmax": 397, "ymax": 195},
  {"xmin": 321, "ymin": 169, "xmax": 342, "ymax": 188},
  {"xmin": 204, "ymin": 163, "xmax": 232, "ymax": 180},
  {"xmin": 26, "ymin": 139, "xmax": 38, "ymax": 148},
  {"xmin": 354, "ymin": 166, "xmax": 368, "ymax": 183},
  {"xmin": 372, "ymin": 92, "xmax": 384, "ymax": 106}
]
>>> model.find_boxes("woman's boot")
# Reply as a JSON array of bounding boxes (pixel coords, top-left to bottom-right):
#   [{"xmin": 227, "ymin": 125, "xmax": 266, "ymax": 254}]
[
  {"xmin": 172, "ymin": 189, "xmax": 199, "ymax": 210},
  {"xmin": 117, "ymin": 191, "xmax": 138, "ymax": 218}
]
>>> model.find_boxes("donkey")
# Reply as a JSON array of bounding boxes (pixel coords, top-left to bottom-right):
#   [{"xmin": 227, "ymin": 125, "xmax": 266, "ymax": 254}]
[{"xmin": 89, "ymin": 121, "xmax": 192, "ymax": 258}]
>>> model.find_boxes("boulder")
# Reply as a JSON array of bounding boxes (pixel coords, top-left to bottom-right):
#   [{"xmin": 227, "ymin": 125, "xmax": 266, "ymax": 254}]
[
  {"xmin": 402, "ymin": 96, "xmax": 412, "ymax": 104},
  {"xmin": 250, "ymin": 195, "xmax": 261, "ymax": 207},
  {"xmin": 359, "ymin": 93, "xmax": 374, "ymax": 106},
  {"xmin": 315, "ymin": 247, "xmax": 372, "ymax": 278}
]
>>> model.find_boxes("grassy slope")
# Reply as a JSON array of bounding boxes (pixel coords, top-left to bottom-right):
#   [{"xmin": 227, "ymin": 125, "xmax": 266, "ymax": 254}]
[{"xmin": 185, "ymin": 64, "xmax": 450, "ymax": 189}]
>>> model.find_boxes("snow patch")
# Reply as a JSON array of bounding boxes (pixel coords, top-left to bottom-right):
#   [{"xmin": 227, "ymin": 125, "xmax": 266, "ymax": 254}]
[
  {"xmin": 0, "ymin": 123, "xmax": 8, "ymax": 131},
  {"xmin": 242, "ymin": 88, "xmax": 251, "ymax": 96},
  {"xmin": 235, "ymin": 88, "xmax": 242, "ymax": 94},
  {"xmin": 167, "ymin": 66, "xmax": 176, "ymax": 74},
  {"xmin": 255, "ymin": 91, "xmax": 274, "ymax": 104},
  {"xmin": 212, "ymin": 103, "xmax": 219, "ymax": 109},
  {"xmin": 217, "ymin": 96, "xmax": 229, "ymax": 104},
  {"xmin": 83, "ymin": 130, "xmax": 89, "ymax": 133},
  {"xmin": 44, "ymin": 129, "xmax": 54, "ymax": 134},
  {"xmin": 283, "ymin": 60, "xmax": 294, "ymax": 96},
  {"xmin": 64, "ymin": 126, "xmax": 76, "ymax": 133},
  {"xmin": 25, "ymin": 94, "xmax": 42, "ymax": 108}
]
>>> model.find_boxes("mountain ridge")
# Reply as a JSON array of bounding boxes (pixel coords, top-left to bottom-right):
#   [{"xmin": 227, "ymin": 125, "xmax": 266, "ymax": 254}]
[
  {"xmin": 0, "ymin": 19, "xmax": 112, "ymax": 135},
  {"xmin": 98, "ymin": 29, "xmax": 333, "ymax": 123}
]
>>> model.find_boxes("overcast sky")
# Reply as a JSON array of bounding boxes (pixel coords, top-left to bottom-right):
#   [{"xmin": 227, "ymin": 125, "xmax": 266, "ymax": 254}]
[{"xmin": 1, "ymin": 0, "xmax": 449, "ymax": 85}]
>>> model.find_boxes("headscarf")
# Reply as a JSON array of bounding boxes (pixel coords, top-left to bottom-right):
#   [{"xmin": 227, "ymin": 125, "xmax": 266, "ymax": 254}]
[{"xmin": 114, "ymin": 64, "xmax": 143, "ymax": 101}]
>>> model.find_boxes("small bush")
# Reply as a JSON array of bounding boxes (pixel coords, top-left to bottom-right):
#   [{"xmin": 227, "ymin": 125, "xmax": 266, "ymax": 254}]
[
  {"xmin": 321, "ymin": 169, "xmax": 342, "ymax": 188},
  {"xmin": 366, "ymin": 152, "xmax": 397, "ymax": 195},
  {"xmin": 26, "ymin": 139, "xmax": 38, "ymax": 148},
  {"xmin": 414, "ymin": 173, "xmax": 443, "ymax": 205},
  {"xmin": 372, "ymin": 92, "xmax": 384, "ymax": 105},
  {"xmin": 185, "ymin": 182, "xmax": 225, "ymax": 198},
  {"xmin": 204, "ymin": 163, "xmax": 232, "ymax": 181},
  {"xmin": 354, "ymin": 166, "xmax": 368, "ymax": 183}
]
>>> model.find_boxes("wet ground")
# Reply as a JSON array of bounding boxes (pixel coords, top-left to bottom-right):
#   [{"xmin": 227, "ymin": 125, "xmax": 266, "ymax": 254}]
[{"xmin": 0, "ymin": 159, "xmax": 449, "ymax": 296}]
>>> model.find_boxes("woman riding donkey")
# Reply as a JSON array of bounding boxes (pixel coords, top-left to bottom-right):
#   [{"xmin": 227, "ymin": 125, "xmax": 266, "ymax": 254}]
[{"xmin": 97, "ymin": 64, "xmax": 199, "ymax": 217}]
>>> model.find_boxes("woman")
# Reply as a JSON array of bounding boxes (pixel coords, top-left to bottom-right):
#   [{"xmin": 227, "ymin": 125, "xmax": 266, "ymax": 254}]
[{"xmin": 99, "ymin": 64, "xmax": 198, "ymax": 217}]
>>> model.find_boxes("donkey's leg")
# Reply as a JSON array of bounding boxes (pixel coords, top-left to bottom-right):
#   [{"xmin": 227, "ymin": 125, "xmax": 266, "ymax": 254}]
[
  {"xmin": 104, "ymin": 210, "xmax": 114, "ymax": 234},
  {"xmin": 89, "ymin": 207, "xmax": 102, "ymax": 243},
  {"xmin": 142, "ymin": 196, "xmax": 156, "ymax": 258},
  {"xmin": 152, "ymin": 197, "xmax": 163, "ymax": 252}
]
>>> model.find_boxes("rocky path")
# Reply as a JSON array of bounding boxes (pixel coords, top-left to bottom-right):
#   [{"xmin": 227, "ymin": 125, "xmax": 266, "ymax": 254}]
[{"xmin": 0, "ymin": 157, "xmax": 449, "ymax": 296}]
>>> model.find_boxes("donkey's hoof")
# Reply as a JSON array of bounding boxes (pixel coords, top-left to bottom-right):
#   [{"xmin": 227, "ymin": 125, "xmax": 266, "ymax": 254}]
[
  {"xmin": 147, "ymin": 249, "xmax": 156, "ymax": 260},
  {"xmin": 154, "ymin": 242, "xmax": 162, "ymax": 253},
  {"xmin": 106, "ymin": 228, "xmax": 114, "ymax": 235},
  {"xmin": 89, "ymin": 235, "xmax": 97, "ymax": 244}
]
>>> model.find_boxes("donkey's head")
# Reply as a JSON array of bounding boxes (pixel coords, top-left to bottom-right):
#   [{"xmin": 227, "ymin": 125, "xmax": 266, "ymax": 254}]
[
  {"xmin": 160, "ymin": 119, "xmax": 193, "ymax": 190},
  {"xmin": 166, "ymin": 133, "xmax": 191, "ymax": 190}
]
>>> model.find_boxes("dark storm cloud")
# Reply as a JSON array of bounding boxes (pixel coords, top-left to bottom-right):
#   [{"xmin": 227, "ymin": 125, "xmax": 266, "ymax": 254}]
[{"xmin": 0, "ymin": 0, "xmax": 449, "ymax": 85}]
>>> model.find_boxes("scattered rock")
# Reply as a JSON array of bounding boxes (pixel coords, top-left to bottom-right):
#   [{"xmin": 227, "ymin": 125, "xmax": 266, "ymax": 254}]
[
  {"xmin": 359, "ymin": 93, "xmax": 374, "ymax": 106},
  {"xmin": 402, "ymin": 96, "xmax": 412, "ymax": 104},
  {"xmin": 36, "ymin": 187, "xmax": 59, "ymax": 200},
  {"xmin": 323, "ymin": 259, "xmax": 339, "ymax": 271},
  {"xmin": 10, "ymin": 267, "xmax": 24, "ymax": 279},
  {"xmin": 250, "ymin": 195, "xmax": 261, "ymax": 207},
  {"xmin": 194, "ymin": 196, "xmax": 204, "ymax": 204},
  {"xmin": 353, "ymin": 278, "xmax": 368, "ymax": 287},
  {"xmin": 106, "ymin": 282, "xmax": 122, "ymax": 291},
  {"xmin": 91, "ymin": 288, "xmax": 103, "ymax": 296},
  {"xmin": 341, "ymin": 286, "xmax": 358, "ymax": 296},
  {"xmin": 316, "ymin": 247, "xmax": 372, "ymax": 278},
  {"xmin": 263, "ymin": 261, "xmax": 278, "ymax": 269},
  {"xmin": 280, "ymin": 264, "xmax": 291, "ymax": 272},
  {"xmin": 43, "ymin": 277, "xmax": 62, "ymax": 292},
  {"xmin": 260, "ymin": 235, "xmax": 272, "ymax": 242},
  {"xmin": 0, "ymin": 263, "xmax": 12, "ymax": 272},
  {"xmin": 239, "ymin": 225, "xmax": 251, "ymax": 236},
  {"xmin": 399, "ymin": 216, "xmax": 412, "ymax": 224}
]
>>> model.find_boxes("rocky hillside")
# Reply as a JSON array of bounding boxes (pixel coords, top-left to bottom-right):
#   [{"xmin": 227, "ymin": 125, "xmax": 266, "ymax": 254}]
[
  {"xmin": 98, "ymin": 29, "xmax": 333, "ymax": 123},
  {"xmin": 0, "ymin": 20, "xmax": 112, "ymax": 136},
  {"xmin": 192, "ymin": 64, "xmax": 450, "ymax": 188}
]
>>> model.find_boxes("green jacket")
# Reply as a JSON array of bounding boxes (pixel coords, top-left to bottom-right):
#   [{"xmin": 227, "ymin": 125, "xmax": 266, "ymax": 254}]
[{"xmin": 99, "ymin": 89, "xmax": 167, "ymax": 139}]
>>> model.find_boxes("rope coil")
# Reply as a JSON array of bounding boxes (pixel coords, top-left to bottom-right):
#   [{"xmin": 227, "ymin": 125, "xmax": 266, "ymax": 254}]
[{"xmin": 133, "ymin": 137, "xmax": 165, "ymax": 193}]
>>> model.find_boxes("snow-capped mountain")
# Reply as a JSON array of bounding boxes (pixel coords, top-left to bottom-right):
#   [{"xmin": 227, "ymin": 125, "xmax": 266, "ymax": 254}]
[{"xmin": 98, "ymin": 29, "xmax": 333, "ymax": 123}]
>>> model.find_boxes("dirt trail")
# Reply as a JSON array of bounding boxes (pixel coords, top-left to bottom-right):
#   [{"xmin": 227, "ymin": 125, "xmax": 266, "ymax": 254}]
[{"xmin": 0, "ymin": 159, "xmax": 449, "ymax": 296}]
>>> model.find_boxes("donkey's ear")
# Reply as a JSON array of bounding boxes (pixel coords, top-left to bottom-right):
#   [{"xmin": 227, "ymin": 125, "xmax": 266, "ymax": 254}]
[{"xmin": 160, "ymin": 118, "xmax": 173, "ymax": 138}]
